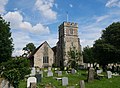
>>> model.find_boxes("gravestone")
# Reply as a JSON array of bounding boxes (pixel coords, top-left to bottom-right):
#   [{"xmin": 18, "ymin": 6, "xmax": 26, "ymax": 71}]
[
  {"xmin": 35, "ymin": 74, "xmax": 41, "ymax": 83},
  {"xmin": 47, "ymin": 71, "xmax": 53, "ymax": 77},
  {"xmin": 39, "ymin": 71, "xmax": 43, "ymax": 78},
  {"xmin": 27, "ymin": 77, "xmax": 37, "ymax": 88},
  {"xmin": 87, "ymin": 67, "xmax": 95, "ymax": 82},
  {"xmin": 88, "ymin": 63, "xmax": 90, "ymax": 67},
  {"xmin": 91, "ymin": 64, "xmax": 93, "ymax": 68},
  {"xmin": 97, "ymin": 64, "xmax": 99, "ymax": 67},
  {"xmin": 48, "ymin": 67, "xmax": 52, "ymax": 71},
  {"xmin": 62, "ymin": 77, "xmax": 68, "ymax": 86},
  {"xmin": 107, "ymin": 71, "xmax": 112, "ymax": 79},
  {"xmin": 80, "ymin": 80, "xmax": 85, "ymax": 88},
  {"xmin": 97, "ymin": 70, "xmax": 102, "ymax": 74},
  {"xmin": 30, "ymin": 83, "xmax": 37, "ymax": 88},
  {"xmin": 36, "ymin": 68, "xmax": 40, "ymax": 73},
  {"xmin": 71, "ymin": 68, "xmax": 76, "ymax": 74},
  {"xmin": 58, "ymin": 71, "xmax": 62, "ymax": 76},
  {"xmin": 30, "ymin": 67, "xmax": 36, "ymax": 76}
]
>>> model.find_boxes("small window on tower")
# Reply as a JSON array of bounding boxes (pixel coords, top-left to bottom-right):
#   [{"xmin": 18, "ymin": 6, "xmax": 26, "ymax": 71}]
[{"xmin": 69, "ymin": 28, "xmax": 73, "ymax": 35}]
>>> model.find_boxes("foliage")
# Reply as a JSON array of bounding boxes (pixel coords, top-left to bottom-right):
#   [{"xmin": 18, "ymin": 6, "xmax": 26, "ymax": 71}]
[
  {"xmin": 93, "ymin": 22, "xmax": 120, "ymax": 66},
  {"xmin": 67, "ymin": 47, "xmax": 81, "ymax": 69},
  {"xmin": 0, "ymin": 16, "xmax": 14, "ymax": 63},
  {"xmin": 0, "ymin": 57, "xmax": 31, "ymax": 88},
  {"xmin": 22, "ymin": 43, "xmax": 36, "ymax": 57},
  {"xmin": 82, "ymin": 46, "xmax": 95, "ymax": 63}
]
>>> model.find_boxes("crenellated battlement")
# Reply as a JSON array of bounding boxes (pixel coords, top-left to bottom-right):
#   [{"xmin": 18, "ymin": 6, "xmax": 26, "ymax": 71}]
[{"xmin": 59, "ymin": 22, "xmax": 78, "ymax": 29}]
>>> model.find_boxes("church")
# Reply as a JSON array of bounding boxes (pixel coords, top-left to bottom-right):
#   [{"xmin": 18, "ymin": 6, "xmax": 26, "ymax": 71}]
[{"xmin": 29, "ymin": 22, "xmax": 83, "ymax": 68}]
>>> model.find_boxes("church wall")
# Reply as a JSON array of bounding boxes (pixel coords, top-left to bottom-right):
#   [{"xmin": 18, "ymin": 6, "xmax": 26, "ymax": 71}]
[{"xmin": 33, "ymin": 42, "xmax": 54, "ymax": 68}]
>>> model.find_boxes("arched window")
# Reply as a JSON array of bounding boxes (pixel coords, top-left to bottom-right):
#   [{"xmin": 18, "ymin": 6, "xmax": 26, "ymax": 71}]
[{"xmin": 69, "ymin": 28, "xmax": 73, "ymax": 35}]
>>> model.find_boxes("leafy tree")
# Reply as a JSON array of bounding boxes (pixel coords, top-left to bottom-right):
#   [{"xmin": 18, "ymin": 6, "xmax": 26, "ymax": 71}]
[
  {"xmin": 22, "ymin": 43, "xmax": 36, "ymax": 57},
  {"xmin": 93, "ymin": 22, "xmax": 120, "ymax": 69},
  {"xmin": 67, "ymin": 47, "xmax": 81, "ymax": 69},
  {"xmin": 0, "ymin": 57, "xmax": 31, "ymax": 88},
  {"xmin": 0, "ymin": 16, "xmax": 13, "ymax": 62},
  {"xmin": 82, "ymin": 46, "xmax": 95, "ymax": 63}
]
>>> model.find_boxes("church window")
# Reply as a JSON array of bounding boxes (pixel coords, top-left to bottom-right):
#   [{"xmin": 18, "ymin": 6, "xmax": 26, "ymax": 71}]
[
  {"xmin": 69, "ymin": 28, "xmax": 73, "ymax": 35},
  {"xmin": 43, "ymin": 56, "xmax": 49, "ymax": 63}
]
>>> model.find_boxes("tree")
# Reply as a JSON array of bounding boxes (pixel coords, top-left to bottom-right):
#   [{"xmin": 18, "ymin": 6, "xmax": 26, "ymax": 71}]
[
  {"xmin": 93, "ymin": 22, "xmax": 120, "ymax": 68},
  {"xmin": 0, "ymin": 57, "xmax": 31, "ymax": 88},
  {"xmin": 0, "ymin": 16, "xmax": 13, "ymax": 62},
  {"xmin": 67, "ymin": 47, "xmax": 81, "ymax": 69},
  {"xmin": 82, "ymin": 46, "xmax": 95, "ymax": 63},
  {"xmin": 22, "ymin": 43, "xmax": 36, "ymax": 57}
]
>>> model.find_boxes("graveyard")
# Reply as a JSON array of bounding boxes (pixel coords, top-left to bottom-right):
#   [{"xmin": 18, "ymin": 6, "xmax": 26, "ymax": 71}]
[
  {"xmin": 1, "ymin": 1, "xmax": 120, "ymax": 87},
  {"xmin": 18, "ymin": 66, "xmax": 120, "ymax": 88}
]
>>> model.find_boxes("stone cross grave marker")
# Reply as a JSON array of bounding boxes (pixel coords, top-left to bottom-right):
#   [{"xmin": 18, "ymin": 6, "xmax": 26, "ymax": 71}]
[
  {"xmin": 62, "ymin": 77, "xmax": 68, "ymax": 86},
  {"xmin": 87, "ymin": 67, "xmax": 95, "ymax": 82},
  {"xmin": 107, "ymin": 71, "xmax": 112, "ymax": 79},
  {"xmin": 27, "ymin": 77, "xmax": 37, "ymax": 88},
  {"xmin": 80, "ymin": 80, "xmax": 85, "ymax": 88},
  {"xmin": 47, "ymin": 71, "xmax": 53, "ymax": 77}
]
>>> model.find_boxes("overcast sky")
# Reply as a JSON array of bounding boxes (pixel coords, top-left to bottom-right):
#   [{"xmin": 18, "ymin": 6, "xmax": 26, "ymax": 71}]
[{"xmin": 0, "ymin": 0, "xmax": 120, "ymax": 56}]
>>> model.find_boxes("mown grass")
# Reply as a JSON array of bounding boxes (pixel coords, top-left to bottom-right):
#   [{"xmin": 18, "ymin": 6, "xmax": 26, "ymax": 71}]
[{"xmin": 19, "ymin": 70, "xmax": 120, "ymax": 88}]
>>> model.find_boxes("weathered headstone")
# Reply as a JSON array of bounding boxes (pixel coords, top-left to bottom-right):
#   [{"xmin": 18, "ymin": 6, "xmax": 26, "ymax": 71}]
[
  {"xmin": 87, "ymin": 67, "xmax": 95, "ymax": 82},
  {"xmin": 30, "ymin": 82, "xmax": 37, "ymax": 88},
  {"xmin": 0, "ymin": 79, "xmax": 11, "ymax": 88},
  {"xmin": 47, "ymin": 71, "xmax": 53, "ymax": 77},
  {"xmin": 107, "ymin": 71, "xmax": 112, "ymax": 79},
  {"xmin": 71, "ymin": 68, "xmax": 76, "ymax": 74},
  {"xmin": 27, "ymin": 77, "xmax": 37, "ymax": 88},
  {"xmin": 30, "ymin": 67, "xmax": 36, "ymax": 76},
  {"xmin": 62, "ymin": 77, "xmax": 68, "ymax": 86},
  {"xmin": 80, "ymin": 80, "xmax": 85, "ymax": 88},
  {"xmin": 35, "ymin": 74, "xmax": 41, "ymax": 83},
  {"xmin": 58, "ymin": 71, "xmax": 62, "ymax": 76}
]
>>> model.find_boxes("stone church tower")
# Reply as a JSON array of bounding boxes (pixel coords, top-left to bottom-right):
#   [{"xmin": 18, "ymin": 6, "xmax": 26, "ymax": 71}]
[{"xmin": 56, "ymin": 22, "xmax": 83, "ymax": 67}]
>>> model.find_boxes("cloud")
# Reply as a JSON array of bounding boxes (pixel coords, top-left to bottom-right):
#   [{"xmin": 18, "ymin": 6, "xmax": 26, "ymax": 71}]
[
  {"xmin": 106, "ymin": 0, "xmax": 120, "ymax": 8},
  {"xmin": 69, "ymin": 4, "xmax": 73, "ymax": 8},
  {"xmin": 3, "ymin": 11, "xmax": 50, "ymax": 34},
  {"xmin": 0, "ymin": 0, "xmax": 8, "ymax": 14},
  {"xmin": 95, "ymin": 15, "xmax": 110, "ymax": 22},
  {"xmin": 54, "ymin": 3, "xmax": 58, "ymax": 8},
  {"xmin": 35, "ymin": 0, "xmax": 57, "ymax": 20},
  {"xmin": 12, "ymin": 32, "xmax": 34, "ymax": 56}
]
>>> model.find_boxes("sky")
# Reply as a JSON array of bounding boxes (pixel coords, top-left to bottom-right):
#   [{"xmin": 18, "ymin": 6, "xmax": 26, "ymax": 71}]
[{"xmin": 0, "ymin": 0, "xmax": 120, "ymax": 56}]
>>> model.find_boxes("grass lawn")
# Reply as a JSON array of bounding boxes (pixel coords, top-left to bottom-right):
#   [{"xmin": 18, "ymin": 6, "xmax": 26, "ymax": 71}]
[{"xmin": 19, "ymin": 70, "xmax": 120, "ymax": 88}]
